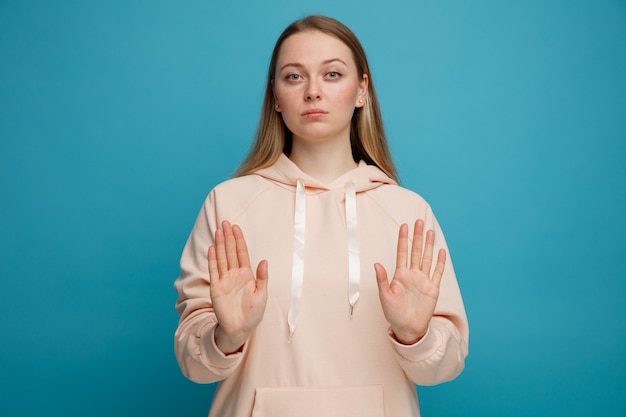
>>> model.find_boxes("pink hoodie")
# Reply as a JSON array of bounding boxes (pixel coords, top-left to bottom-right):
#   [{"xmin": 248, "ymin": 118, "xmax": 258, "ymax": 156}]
[{"xmin": 174, "ymin": 154, "xmax": 469, "ymax": 417}]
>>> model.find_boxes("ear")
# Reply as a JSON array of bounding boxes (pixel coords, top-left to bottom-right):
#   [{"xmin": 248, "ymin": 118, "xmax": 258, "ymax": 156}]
[
  {"xmin": 355, "ymin": 74, "xmax": 369, "ymax": 108},
  {"xmin": 271, "ymin": 79, "xmax": 281, "ymax": 112}
]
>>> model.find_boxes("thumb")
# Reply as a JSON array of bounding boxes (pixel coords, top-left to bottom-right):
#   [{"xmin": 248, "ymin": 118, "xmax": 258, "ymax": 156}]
[
  {"xmin": 256, "ymin": 260, "xmax": 269, "ymax": 293},
  {"xmin": 374, "ymin": 263, "xmax": 390, "ymax": 294}
]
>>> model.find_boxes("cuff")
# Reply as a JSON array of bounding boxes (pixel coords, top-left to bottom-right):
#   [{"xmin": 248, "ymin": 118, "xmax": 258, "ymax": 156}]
[
  {"xmin": 389, "ymin": 324, "xmax": 442, "ymax": 363},
  {"xmin": 199, "ymin": 322, "xmax": 245, "ymax": 371}
]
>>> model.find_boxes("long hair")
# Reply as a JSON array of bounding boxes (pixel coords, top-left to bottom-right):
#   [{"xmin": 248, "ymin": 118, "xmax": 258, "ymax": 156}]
[{"xmin": 234, "ymin": 15, "xmax": 398, "ymax": 182}]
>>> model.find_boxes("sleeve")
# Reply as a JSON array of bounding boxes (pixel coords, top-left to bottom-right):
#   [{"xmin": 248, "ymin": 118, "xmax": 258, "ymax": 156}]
[
  {"xmin": 388, "ymin": 206, "xmax": 469, "ymax": 386},
  {"xmin": 173, "ymin": 191, "xmax": 247, "ymax": 384}
]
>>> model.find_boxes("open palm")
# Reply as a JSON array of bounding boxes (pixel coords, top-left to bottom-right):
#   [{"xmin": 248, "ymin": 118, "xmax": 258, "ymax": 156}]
[
  {"xmin": 208, "ymin": 221, "xmax": 268, "ymax": 354},
  {"xmin": 375, "ymin": 220, "xmax": 446, "ymax": 345}
]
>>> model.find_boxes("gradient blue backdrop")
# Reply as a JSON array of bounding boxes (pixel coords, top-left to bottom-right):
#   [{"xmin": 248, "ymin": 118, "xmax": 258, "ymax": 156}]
[{"xmin": 1, "ymin": 1, "xmax": 625, "ymax": 416}]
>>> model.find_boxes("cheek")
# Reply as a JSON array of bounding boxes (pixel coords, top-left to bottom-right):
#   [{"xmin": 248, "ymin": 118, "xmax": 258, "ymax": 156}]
[
  {"xmin": 275, "ymin": 89, "xmax": 298, "ymax": 112},
  {"xmin": 334, "ymin": 82, "xmax": 360, "ymax": 103},
  {"xmin": 334, "ymin": 88, "xmax": 360, "ymax": 113}
]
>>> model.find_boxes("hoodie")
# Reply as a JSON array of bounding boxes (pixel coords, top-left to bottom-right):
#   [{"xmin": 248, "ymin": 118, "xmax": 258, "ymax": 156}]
[{"xmin": 174, "ymin": 154, "xmax": 469, "ymax": 417}]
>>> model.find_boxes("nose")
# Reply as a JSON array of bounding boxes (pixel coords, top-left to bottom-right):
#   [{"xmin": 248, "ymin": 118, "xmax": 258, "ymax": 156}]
[{"xmin": 305, "ymin": 79, "xmax": 321, "ymax": 101}]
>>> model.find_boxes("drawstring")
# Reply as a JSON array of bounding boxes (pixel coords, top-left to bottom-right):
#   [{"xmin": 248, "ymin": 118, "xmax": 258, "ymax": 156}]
[
  {"xmin": 345, "ymin": 182, "xmax": 360, "ymax": 316},
  {"xmin": 287, "ymin": 180, "xmax": 361, "ymax": 342},
  {"xmin": 288, "ymin": 180, "xmax": 306, "ymax": 342}
]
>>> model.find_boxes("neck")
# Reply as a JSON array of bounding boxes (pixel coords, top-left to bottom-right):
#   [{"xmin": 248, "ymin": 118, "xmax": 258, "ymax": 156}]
[{"xmin": 289, "ymin": 136, "xmax": 357, "ymax": 184}]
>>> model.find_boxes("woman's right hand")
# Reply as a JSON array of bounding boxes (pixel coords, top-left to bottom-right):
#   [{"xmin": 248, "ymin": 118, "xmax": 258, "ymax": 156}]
[{"xmin": 208, "ymin": 221, "xmax": 268, "ymax": 354}]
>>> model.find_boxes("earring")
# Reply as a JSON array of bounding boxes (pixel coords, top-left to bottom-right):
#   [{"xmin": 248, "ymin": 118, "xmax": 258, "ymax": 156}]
[
  {"xmin": 359, "ymin": 99, "xmax": 364, "ymax": 104},
  {"xmin": 275, "ymin": 104, "xmax": 280, "ymax": 110}
]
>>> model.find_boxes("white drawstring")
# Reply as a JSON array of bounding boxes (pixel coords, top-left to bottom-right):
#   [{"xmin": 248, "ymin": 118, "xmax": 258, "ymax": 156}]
[
  {"xmin": 345, "ymin": 182, "xmax": 360, "ymax": 316},
  {"xmin": 287, "ymin": 180, "xmax": 361, "ymax": 342},
  {"xmin": 288, "ymin": 180, "xmax": 306, "ymax": 342}
]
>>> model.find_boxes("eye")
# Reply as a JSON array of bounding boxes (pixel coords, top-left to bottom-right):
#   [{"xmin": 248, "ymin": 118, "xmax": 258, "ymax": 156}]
[
  {"xmin": 326, "ymin": 71, "xmax": 342, "ymax": 79},
  {"xmin": 285, "ymin": 73, "xmax": 302, "ymax": 81}
]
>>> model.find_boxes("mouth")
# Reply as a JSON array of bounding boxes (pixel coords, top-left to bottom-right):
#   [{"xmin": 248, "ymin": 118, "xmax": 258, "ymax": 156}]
[{"xmin": 301, "ymin": 109, "xmax": 328, "ymax": 118}]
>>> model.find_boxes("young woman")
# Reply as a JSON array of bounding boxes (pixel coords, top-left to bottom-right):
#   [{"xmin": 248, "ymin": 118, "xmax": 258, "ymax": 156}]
[{"xmin": 174, "ymin": 15, "xmax": 468, "ymax": 417}]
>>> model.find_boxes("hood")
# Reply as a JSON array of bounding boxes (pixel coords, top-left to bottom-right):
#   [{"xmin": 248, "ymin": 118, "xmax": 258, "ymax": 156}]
[
  {"xmin": 254, "ymin": 154, "xmax": 396, "ymax": 193},
  {"xmin": 253, "ymin": 154, "xmax": 396, "ymax": 342}
]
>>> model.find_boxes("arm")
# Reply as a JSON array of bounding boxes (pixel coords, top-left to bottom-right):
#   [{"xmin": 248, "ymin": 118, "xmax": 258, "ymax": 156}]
[
  {"xmin": 375, "ymin": 213, "xmax": 469, "ymax": 385},
  {"xmin": 173, "ymin": 194, "xmax": 268, "ymax": 383}
]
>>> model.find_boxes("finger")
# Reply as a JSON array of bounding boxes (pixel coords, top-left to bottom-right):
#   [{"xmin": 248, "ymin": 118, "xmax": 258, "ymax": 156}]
[
  {"xmin": 208, "ymin": 245, "xmax": 219, "ymax": 283},
  {"xmin": 420, "ymin": 229, "xmax": 435, "ymax": 275},
  {"xmin": 232, "ymin": 224, "xmax": 251, "ymax": 269},
  {"xmin": 410, "ymin": 219, "xmax": 424, "ymax": 271},
  {"xmin": 255, "ymin": 260, "xmax": 269, "ymax": 294},
  {"xmin": 374, "ymin": 263, "xmax": 391, "ymax": 296},
  {"xmin": 222, "ymin": 221, "xmax": 239, "ymax": 269},
  {"xmin": 396, "ymin": 224, "xmax": 409, "ymax": 269},
  {"xmin": 431, "ymin": 249, "xmax": 446, "ymax": 287},
  {"xmin": 215, "ymin": 228, "xmax": 228, "ymax": 277}
]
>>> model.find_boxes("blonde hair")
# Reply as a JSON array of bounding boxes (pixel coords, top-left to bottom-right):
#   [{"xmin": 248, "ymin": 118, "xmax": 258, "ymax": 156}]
[{"xmin": 234, "ymin": 15, "xmax": 398, "ymax": 182}]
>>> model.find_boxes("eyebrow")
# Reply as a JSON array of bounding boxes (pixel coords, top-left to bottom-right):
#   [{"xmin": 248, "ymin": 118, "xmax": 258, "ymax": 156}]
[{"xmin": 279, "ymin": 58, "xmax": 348, "ymax": 72}]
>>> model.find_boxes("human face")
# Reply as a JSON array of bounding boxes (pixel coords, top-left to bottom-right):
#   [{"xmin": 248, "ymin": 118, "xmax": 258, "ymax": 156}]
[{"xmin": 273, "ymin": 30, "xmax": 368, "ymax": 147}]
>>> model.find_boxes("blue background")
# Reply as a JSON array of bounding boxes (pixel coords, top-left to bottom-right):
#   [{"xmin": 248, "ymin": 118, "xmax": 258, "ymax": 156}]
[{"xmin": 1, "ymin": 1, "xmax": 625, "ymax": 416}]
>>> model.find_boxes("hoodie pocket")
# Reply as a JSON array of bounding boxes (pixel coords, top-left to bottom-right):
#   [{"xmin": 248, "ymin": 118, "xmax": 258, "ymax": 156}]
[{"xmin": 251, "ymin": 385, "xmax": 384, "ymax": 417}]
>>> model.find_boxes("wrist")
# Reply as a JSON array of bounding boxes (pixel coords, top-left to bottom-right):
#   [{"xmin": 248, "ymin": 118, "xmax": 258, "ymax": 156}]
[
  {"xmin": 214, "ymin": 324, "xmax": 248, "ymax": 355},
  {"xmin": 391, "ymin": 327, "xmax": 427, "ymax": 346}
]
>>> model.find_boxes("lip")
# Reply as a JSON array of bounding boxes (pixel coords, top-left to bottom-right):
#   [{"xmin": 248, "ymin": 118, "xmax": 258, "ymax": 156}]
[{"xmin": 301, "ymin": 108, "xmax": 328, "ymax": 118}]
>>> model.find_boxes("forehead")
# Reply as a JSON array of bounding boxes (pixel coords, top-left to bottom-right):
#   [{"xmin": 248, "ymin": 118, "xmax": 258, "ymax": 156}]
[{"xmin": 276, "ymin": 30, "xmax": 355, "ymax": 67}]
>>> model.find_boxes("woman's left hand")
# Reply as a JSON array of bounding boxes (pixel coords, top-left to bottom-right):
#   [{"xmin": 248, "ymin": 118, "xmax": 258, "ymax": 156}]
[{"xmin": 374, "ymin": 219, "xmax": 446, "ymax": 345}]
